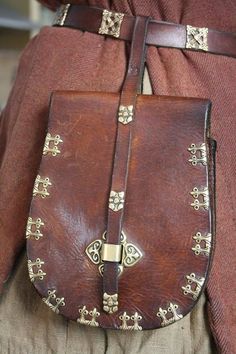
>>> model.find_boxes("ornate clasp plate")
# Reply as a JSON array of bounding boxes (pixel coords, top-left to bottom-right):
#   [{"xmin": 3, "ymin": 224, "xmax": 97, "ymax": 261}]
[
  {"xmin": 192, "ymin": 231, "xmax": 212, "ymax": 256},
  {"xmin": 42, "ymin": 290, "xmax": 65, "ymax": 314},
  {"xmin": 43, "ymin": 133, "xmax": 63, "ymax": 156},
  {"xmin": 26, "ymin": 217, "xmax": 44, "ymax": 240},
  {"xmin": 188, "ymin": 143, "xmax": 207, "ymax": 166},
  {"xmin": 157, "ymin": 303, "xmax": 183, "ymax": 327},
  {"xmin": 182, "ymin": 273, "xmax": 205, "ymax": 300},
  {"xmin": 33, "ymin": 175, "xmax": 52, "ymax": 199},
  {"xmin": 119, "ymin": 312, "xmax": 142, "ymax": 331},
  {"xmin": 98, "ymin": 10, "xmax": 124, "ymax": 38},
  {"xmin": 28, "ymin": 258, "xmax": 46, "ymax": 282},
  {"xmin": 186, "ymin": 25, "xmax": 208, "ymax": 51},
  {"xmin": 85, "ymin": 231, "xmax": 143, "ymax": 276},
  {"xmin": 190, "ymin": 187, "xmax": 209, "ymax": 210}
]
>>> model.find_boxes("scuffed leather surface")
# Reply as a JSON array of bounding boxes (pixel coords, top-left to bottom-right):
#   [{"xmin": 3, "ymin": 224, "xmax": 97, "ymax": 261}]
[
  {"xmin": 0, "ymin": 26, "xmax": 126, "ymax": 293},
  {"xmin": 27, "ymin": 91, "xmax": 215, "ymax": 330},
  {"xmin": 1, "ymin": 0, "xmax": 236, "ymax": 349}
]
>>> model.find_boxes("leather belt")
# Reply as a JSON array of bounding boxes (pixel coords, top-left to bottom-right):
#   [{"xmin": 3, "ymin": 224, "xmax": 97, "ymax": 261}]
[{"xmin": 53, "ymin": 4, "xmax": 236, "ymax": 59}]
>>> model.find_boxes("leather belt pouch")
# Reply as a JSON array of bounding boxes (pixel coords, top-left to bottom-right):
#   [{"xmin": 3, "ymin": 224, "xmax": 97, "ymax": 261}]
[{"xmin": 26, "ymin": 15, "xmax": 216, "ymax": 331}]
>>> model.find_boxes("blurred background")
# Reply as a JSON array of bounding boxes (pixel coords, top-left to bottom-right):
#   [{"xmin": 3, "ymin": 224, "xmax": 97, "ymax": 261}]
[{"xmin": 0, "ymin": 0, "xmax": 54, "ymax": 110}]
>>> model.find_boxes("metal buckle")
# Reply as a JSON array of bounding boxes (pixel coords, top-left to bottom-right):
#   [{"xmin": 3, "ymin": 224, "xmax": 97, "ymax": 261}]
[
  {"xmin": 98, "ymin": 10, "xmax": 124, "ymax": 38},
  {"xmin": 54, "ymin": 4, "xmax": 71, "ymax": 26},
  {"xmin": 186, "ymin": 25, "xmax": 208, "ymax": 51}
]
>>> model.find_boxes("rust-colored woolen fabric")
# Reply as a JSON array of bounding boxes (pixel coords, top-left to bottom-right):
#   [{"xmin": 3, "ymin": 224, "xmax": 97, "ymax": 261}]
[{"xmin": 0, "ymin": 1, "xmax": 236, "ymax": 353}]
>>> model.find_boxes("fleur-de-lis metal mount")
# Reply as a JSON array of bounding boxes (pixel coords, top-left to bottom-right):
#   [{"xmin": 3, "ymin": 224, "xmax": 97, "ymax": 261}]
[
  {"xmin": 188, "ymin": 143, "xmax": 207, "ymax": 166},
  {"xmin": 85, "ymin": 231, "xmax": 142, "ymax": 276},
  {"xmin": 190, "ymin": 187, "xmax": 209, "ymax": 210},
  {"xmin": 182, "ymin": 273, "xmax": 205, "ymax": 300},
  {"xmin": 28, "ymin": 258, "xmax": 46, "ymax": 282},
  {"xmin": 119, "ymin": 311, "xmax": 142, "ymax": 331},
  {"xmin": 77, "ymin": 306, "xmax": 100, "ymax": 327},
  {"xmin": 33, "ymin": 175, "xmax": 52, "ymax": 199},
  {"xmin": 26, "ymin": 217, "xmax": 44, "ymax": 240},
  {"xmin": 43, "ymin": 133, "xmax": 63, "ymax": 157},
  {"xmin": 157, "ymin": 303, "xmax": 183, "ymax": 327},
  {"xmin": 192, "ymin": 232, "xmax": 212, "ymax": 256},
  {"xmin": 42, "ymin": 290, "xmax": 65, "ymax": 314}
]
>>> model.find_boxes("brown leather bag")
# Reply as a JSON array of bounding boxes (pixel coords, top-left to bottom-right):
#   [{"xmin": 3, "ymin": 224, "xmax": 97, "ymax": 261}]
[{"xmin": 26, "ymin": 14, "xmax": 216, "ymax": 331}]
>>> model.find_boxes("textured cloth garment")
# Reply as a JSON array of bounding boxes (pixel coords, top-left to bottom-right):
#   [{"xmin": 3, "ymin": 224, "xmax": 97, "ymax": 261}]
[
  {"xmin": 0, "ymin": 0, "xmax": 235, "ymax": 353},
  {"xmin": 0, "ymin": 254, "xmax": 214, "ymax": 354}
]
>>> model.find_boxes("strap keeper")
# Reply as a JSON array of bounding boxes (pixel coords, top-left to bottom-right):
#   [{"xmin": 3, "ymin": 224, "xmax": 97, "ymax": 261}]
[{"xmin": 101, "ymin": 244, "xmax": 123, "ymax": 263}]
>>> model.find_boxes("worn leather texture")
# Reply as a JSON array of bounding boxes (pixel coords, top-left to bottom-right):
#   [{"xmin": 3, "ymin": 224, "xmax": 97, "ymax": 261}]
[
  {"xmin": 1, "ymin": 0, "xmax": 235, "ymax": 349},
  {"xmin": 55, "ymin": 4, "xmax": 236, "ymax": 59},
  {"xmin": 27, "ymin": 91, "xmax": 215, "ymax": 330}
]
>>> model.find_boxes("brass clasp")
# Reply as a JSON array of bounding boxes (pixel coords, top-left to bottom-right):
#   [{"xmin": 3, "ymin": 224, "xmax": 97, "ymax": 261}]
[{"xmin": 101, "ymin": 244, "xmax": 123, "ymax": 263}]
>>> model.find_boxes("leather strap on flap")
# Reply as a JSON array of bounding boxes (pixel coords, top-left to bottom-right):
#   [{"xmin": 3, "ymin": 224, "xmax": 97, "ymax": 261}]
[{"xmin": 102, "ymin": 16, "xmax": 150, "ymax": 314}]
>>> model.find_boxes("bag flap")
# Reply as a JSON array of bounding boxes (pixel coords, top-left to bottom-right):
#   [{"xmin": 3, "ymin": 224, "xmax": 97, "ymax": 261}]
[{"xmin": 27, "ymin": 91, "xmax": 215, "ymax": 330}]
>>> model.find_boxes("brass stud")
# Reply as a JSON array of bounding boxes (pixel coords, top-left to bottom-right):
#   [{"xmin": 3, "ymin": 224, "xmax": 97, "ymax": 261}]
[
  {"xmin": 192, "ymin": 232, "xmax": 212, "ymax": 256},
  {"xmin": 28, "ymin": 258, "xmax": 46, "ymax": 282},
  {"xmin": 98, "ymin": 10, "xmax": 124, "ymax": 38},
  {"xmin": 190, "ymin": 187, "xmax": 209, "ymax": 210},
  {"xmin": 33, "ymin": 175, "xmax": 52, "ymax": 199},
  {"xmin": 103, "ymin": 293, "xmax": 118, "ymax": 314},
  {"xmin": 119, "ymin": 312, "xmax": 142, "ymax": 331},
  {"xmin": 77, "ymin": 306, "xmax": 100, "ymax": 327},
  {"xmin": 26, "ymin": 217, "xmax": 44, "ymax": 240},
  {"xmin": 157, "ymin": 303, "xmax": 183, "ymax": 327},
  {"xmin": 182, "ymin": 273, "xmax": 205, "ymax": 300},
  {"xmin": 43, "ymin": 133, "xmax": 63, "ymax": 157},
  {"xmin": 186, "ymin": 25, "xmax": 208, "ymax": 51},
  {"xmin": 118, "ymin": 105, "xmax": 134, "ymax": 125},
  {"xmin": 188, "ymin": 143, "xmax": 207, "ymax": 166},
  {"xmin": 42, "ymin": 290, "xmax": 65, "ymax": 314},
  {"xmin": 109, "ymin": 191, "xmax": 125, "ymax": 212}
]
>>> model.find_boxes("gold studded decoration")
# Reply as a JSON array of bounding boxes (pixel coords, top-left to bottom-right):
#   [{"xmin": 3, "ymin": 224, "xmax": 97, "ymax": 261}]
[
  {"xmin": 98, "ymin": 10, "xmax": 124, "ymax": 38},
  {"xmin": 103, "ymin": 293, "xmax": 118, "ymax": 314}
]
